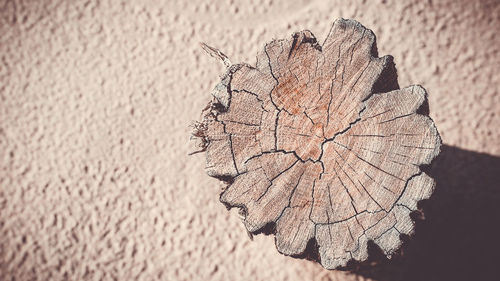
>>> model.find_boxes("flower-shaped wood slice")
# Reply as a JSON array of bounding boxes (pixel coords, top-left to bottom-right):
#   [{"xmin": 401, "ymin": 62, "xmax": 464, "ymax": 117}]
[{"xmin": 194, "ymin": 19, "xmax": 441, "ymax": 269}]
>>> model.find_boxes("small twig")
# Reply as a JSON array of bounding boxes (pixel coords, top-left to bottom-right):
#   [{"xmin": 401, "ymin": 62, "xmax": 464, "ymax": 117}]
[{"xmin": 200, "ymin": 42, "xmax": 232, "ymax": 67}]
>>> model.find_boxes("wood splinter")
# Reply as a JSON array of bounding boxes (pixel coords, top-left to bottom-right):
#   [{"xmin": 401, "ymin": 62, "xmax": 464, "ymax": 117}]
[{"xmin": 192, "ymin": 19, "xmax": 441, "ymax": 269}]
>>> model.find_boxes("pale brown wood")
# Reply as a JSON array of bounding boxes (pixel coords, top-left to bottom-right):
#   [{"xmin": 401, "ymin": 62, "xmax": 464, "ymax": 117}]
[{"xmin": 192, "ymin": 19, "xmax": 441, "ymax": 269}]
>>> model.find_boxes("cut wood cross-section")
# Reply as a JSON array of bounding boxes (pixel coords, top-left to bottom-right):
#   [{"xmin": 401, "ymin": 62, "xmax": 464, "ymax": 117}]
[{"xmin": 192, "ymin": 19, "xmax": 441, "ymax": 269}]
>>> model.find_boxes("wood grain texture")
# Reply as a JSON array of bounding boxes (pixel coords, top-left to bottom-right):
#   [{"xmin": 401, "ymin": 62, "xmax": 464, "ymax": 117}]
[{"xmin": 194, "ymin": 19, "xmax": 441, "ymax": 269}]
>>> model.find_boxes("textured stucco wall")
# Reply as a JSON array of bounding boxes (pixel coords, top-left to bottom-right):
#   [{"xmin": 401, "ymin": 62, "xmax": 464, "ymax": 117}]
[{"xmin": 0, "ymin": 0, "xmax": 499, "ymax": 280}]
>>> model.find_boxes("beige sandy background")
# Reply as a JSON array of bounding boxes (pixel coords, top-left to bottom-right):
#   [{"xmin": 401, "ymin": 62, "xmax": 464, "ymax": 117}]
[{"xmin": 1, "ymin": 0, "xmax": 499, "ymax": 280}]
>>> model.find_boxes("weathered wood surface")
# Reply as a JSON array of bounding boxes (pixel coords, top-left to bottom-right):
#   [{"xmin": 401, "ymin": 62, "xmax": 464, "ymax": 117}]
[{"xmin": 193, "ymin": 19, "xmax": 441, "ymax": 269}]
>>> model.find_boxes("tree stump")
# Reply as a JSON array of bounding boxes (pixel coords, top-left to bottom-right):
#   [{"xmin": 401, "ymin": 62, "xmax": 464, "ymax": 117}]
[{"xmin": 192, "ymin": 19, "xmax": 441, "ymax": 269}]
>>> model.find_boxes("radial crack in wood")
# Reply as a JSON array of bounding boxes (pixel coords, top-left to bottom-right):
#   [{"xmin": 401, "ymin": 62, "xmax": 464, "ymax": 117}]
[{"xmin": 193, "ymin": 19, "xmax": 441, "ymax": 269}]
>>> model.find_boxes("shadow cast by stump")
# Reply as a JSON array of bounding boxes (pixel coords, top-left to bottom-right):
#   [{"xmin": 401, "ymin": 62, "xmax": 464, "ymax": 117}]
[{"xmin": 345, "ymin": 144, "xmax": 500, "ymax": 281}]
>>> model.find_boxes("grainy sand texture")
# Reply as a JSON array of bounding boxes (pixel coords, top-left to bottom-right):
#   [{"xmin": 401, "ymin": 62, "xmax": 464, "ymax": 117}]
[{"xmin": 1, "ymin": 0, "xmax": 499, "ymax": 281}]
